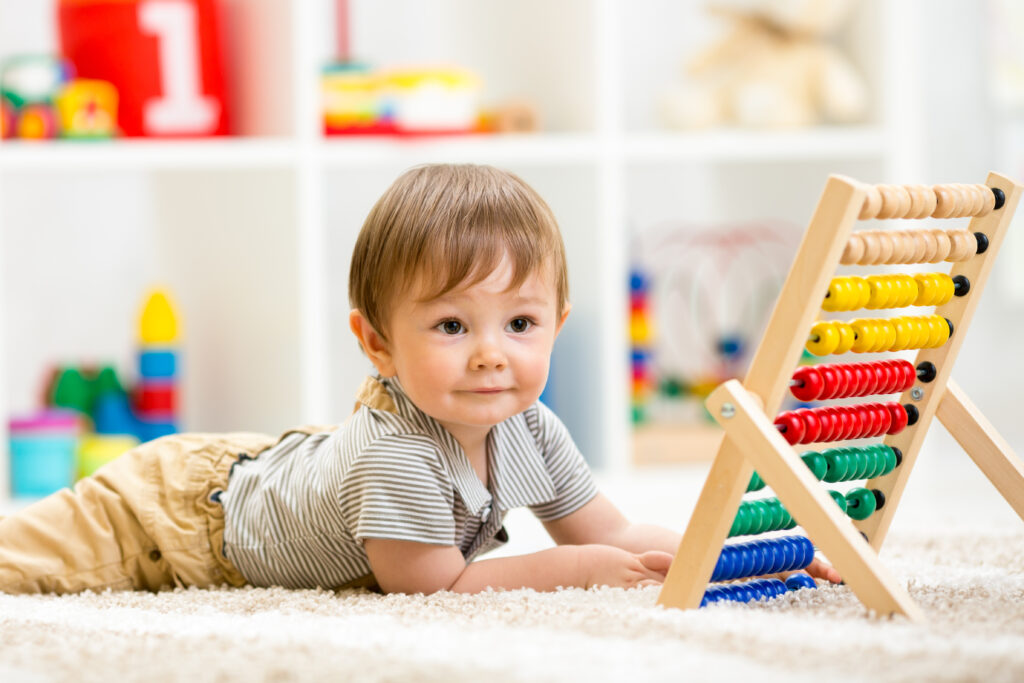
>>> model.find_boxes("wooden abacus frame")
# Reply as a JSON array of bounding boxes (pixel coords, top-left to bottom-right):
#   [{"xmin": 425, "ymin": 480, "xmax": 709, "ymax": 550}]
[{"xmin": 657, "ymin": 172, "xmax": 1024, "ymax": 622}]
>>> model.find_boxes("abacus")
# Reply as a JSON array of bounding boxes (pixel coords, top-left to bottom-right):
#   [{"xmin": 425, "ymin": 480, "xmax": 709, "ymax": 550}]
[{"xmin": 657, "ymin": 173, "xmax": 1024, "ymax": 621}]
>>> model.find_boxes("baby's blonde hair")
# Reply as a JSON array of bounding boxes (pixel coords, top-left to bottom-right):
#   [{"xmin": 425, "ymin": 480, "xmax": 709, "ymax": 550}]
[{"xmin": 349, "ymin": 164, "xmax": 569, "ymax": 339}]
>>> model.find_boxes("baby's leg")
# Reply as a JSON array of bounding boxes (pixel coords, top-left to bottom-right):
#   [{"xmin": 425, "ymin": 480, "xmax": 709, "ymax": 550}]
[{"xmin": 0, "ymin": 473, "xmax": 172, "ymax": 594}]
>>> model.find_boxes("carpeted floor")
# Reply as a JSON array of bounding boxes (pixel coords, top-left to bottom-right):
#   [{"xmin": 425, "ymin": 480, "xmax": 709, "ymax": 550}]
[{"xmin": 1, "ymin": 529, "xmax": 1023, "ymax": 683}]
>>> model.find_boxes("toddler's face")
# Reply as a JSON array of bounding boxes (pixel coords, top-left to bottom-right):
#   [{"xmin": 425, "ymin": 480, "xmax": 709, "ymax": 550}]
[{"xmin": 382, "ymin": 253, "xmax": 568, "ymax": 449}]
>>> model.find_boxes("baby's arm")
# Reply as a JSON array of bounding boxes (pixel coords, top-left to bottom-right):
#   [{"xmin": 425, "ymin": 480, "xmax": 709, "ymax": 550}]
[
  {"xmin": 543, "ymin": 493, "xmax": 841, "ymax": 584},
  {"xmin": 363, "ymin": 538, "xmax": 669, "ymax": 594}
]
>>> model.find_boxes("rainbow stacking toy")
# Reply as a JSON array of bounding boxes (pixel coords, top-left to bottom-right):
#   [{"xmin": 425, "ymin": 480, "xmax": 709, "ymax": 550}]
[
  {"xmin": 658, "ymin": 173, "xmax": 1024, "ymax": 621},
  {"xmin": 135, "ymin": 290, "xmax": 179, "ymax": 442}
]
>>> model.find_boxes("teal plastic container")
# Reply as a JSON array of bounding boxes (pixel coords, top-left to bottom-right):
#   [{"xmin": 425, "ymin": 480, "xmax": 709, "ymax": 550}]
[{"xmin": 9, "ymin": 410, "xmax": 80, "ymax": 497}]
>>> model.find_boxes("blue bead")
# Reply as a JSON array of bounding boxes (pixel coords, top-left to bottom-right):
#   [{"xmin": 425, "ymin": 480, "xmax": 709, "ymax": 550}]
[
  {"xmin": 785, "ymin": 573, "xmax": 817, "ymax": 591},
  {"xmin": 738, "ymin": 547, "xmax": 755, "ymax": 579},
  {"xmin": 795, "ymin": 536, "xmax": 815, "ymax": 569},
  {"xmin": 711, "ymin": 552, "xmax": 728, "ymax": 582}
]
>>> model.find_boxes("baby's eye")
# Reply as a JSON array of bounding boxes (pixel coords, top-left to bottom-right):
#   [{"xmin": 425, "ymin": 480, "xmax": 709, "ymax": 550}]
[
  {"xmin": 506, "ymin": 318, "xmax": 533, "ymax": 333},
  {"xmin": 438, "ymin": 320, "xmax": 464, "ymax": 335}
]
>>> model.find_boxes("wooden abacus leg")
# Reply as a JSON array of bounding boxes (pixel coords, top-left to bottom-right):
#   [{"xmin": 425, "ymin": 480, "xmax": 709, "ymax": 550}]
[
  {"xmin": 936, "ymin": 379, "xmax": 1024, "ymax": 521},
  {"xmin": 657, "ymin": 439, "xmax": 752, "ymax": 610},
  {"xmin": 701, "ymin": 380, "xmax": 925, "ymax": 621}
]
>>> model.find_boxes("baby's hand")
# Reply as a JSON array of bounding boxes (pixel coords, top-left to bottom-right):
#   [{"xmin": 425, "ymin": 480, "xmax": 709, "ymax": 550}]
[
  {"xmin": 803, "ymin": 557, "xmax": 841, "ymax": 584},
  {"xmin": 579, "ymin": 545, "xmax": 673, "ymax": 589}
]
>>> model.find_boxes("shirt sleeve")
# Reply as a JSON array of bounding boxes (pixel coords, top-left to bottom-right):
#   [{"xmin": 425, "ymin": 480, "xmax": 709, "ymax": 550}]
[
  {"xmin": 338, "ymin": 433, "xmax": 457, "ymax": 545},
  {"xmin": 525, "ymin": 401, "xmax": 599, "ymax": 521}
]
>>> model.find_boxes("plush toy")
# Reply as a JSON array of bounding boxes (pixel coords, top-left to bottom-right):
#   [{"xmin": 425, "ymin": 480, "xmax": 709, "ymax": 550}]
[{"xmin": 660, "ymin": 0, "xmax": 868, "ymax": 129}]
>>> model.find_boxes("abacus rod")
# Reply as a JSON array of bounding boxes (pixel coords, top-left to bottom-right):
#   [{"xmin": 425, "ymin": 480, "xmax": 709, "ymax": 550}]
[
  {"xmin": 705, "ymin": 380, "xmax": 925, "ymax": 622},
  {"xmin": 937, "ymin": 379, "xmax": 1024, "ymax": 522},
  {"xmin": 858, "ymin": 172, "xmax": 1024, "ymax": 550}
]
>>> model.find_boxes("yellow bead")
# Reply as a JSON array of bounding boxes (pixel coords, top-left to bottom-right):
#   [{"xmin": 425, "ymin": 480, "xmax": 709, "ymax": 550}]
[
  {"xmin": 835, "ymin": 322, "xmax": 856, "ymax": 354},
  {"xmin": 929, "ymin": 315, "xmax": 951, "ymax": 347},
  {"xmin": 897, "ymin": 275, "xmax": 918, "ymax": 308},
  {"xmin": 878, "ymin": 319, "xmax": 898, "ymax": 352},
  {"xmin": 892, "ymin": 316, "xmax": 913, "ymax": 350},
  {"xmin": 867, "ymin": 277, "xmax": 891, "ymax": 309},
  {"xmin": 854, "ymin": 277, "xmax": 872, "ymax": 309},
  {"xmin": 935, "ymin": 274, "xmax": 955, "ymax": 305},
  {"xmin": 823, "ymin": 278, "xmax": 852, "ymax": 312},
  {"xmin": 807, "ymin": 321, "xmax": 841, "ymax": 356},
  {"xmin": 851, "ymin": 319, "xmax": 876, "ymax": 353}
]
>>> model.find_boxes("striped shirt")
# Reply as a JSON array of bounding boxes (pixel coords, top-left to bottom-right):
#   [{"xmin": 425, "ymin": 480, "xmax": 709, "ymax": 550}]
[{"xmin": 221, "ymin": 375, "xmax": 598, "ymax": 589}]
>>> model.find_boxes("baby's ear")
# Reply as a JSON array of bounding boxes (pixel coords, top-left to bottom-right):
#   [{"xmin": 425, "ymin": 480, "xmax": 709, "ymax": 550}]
[{"xmin": 349, "ymin": 309, "xmax": 396, "ymax": 376}]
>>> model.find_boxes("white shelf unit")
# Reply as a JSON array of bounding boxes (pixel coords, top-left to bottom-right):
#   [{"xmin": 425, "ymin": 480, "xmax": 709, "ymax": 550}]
[{"xmin": 0, "ymin": 0, "xmax": 924, "ymax": 500}]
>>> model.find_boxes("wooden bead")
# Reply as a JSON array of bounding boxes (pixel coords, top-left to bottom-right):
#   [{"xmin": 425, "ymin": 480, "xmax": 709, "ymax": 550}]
[
  {"xmin": 860, "ymin": 231, "xmax": 882, "ymax": 265},
  {"xmin": 891, "ymin": 185, "xmax": 912, "ymax": 218},
  {"xmin": 978, "ymin": 184, "xmax": 996, "ymax": 216},
  {"xmin": 875, "ymin": 233, "xmax": 895, "ymax": 264},
  {"xmin": 909, "ymin": 230, "xmax": 929, "ymax": 263},
  {"xmin": 907, "ymin": 185, "xmax": 932, "ymax": 219},
  {"xmin": 947, "ymin": 229, "xmax": 974, "ymax": 262},
  {"xmin": 930, "ymin": 229, "xmax": 951, "ymax": 262},
  {"xmin": 920, "ymin": 186, "xmax": 938, "ymax": 219},
  {"xmin": 919, "ymin": 230, "xmax": 939, "ymax": 263},
  {"xmin": 886, "ymin": 232, "xmax": 911, "ymax": 263},
  {"xmin": 842, "ymin": 234, "xmax": 866, "ymax": 264},
  {"xmin": 860, "ymin": 185, "xmax": 883, "ymax": 220},
  {"xmin": 933, "ymin": 185, "xmax": 957, "ymax": 218},
  {"xmin": 954, "ymin": 184, "xmax": 974, "ymax": 218},
  {"xmin": 877, "ymin": 186, "xmax": 901, "ymax": 219},
  {"xmin": 961, "ymin": 184, "xmax": 981, "ymax": 217}
]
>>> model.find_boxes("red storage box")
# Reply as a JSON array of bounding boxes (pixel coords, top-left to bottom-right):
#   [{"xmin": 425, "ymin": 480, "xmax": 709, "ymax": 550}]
[{"xmin": 58, "ymin": 0, "xmax": 230, "ymax": 137}]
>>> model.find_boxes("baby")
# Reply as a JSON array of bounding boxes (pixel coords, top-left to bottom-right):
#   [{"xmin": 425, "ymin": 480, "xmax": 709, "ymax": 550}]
[{"xmin": 0, "ymin": 164, "xmax": 838, "ymax": 595}]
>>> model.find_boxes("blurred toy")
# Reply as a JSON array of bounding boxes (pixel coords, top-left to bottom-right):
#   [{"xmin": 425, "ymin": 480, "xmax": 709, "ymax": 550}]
[
  {"xmin": 55, "ymin": 79, "xmax": 117, "ymax": 139},
  {"xmin": 8, "ymin": 410, "xmax": 82, "ymax": 497},
  {"xmin": 660, "ymin": 0, "xmax": 868, "ymax": 129},
  {"xmin": 77, "ymin": 434, "xmax": 139, "ymax": 479},
  {"xmin": 0, "ymin": 55, "xmax": 71, "ymax": 140},
  {"xmin": 135, "ymin": 289, "xmax": 180, "ymax": 442},
  {"xmin": 629, "ymin": 269, "xmax": 655, "ymax": 424},
  {"xmin": 631, "ymin": 220, "xmax": 799, "ymax": 423},
  {"xmin": 1, "ymin": 55, "xmax": 119, "ymax": 140},
  {"xmin": 479, "ymin": 100, "xmax": 541, "ymax": 133},
  {"xmin": 0, "ymin": 98, "xmax": 13, "ymax": 138},
  {"xmin": 323, "ymin": 65, "xmax": 483, "ymax": 136},
  {"xmin": 57, "ymin": 0, "xmax": 229, "ymax": 137}
]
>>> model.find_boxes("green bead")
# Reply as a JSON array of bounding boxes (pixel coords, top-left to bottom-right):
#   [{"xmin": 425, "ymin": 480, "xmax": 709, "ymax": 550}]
[
  {"xmin": 751, "ymin": 502, "xmax": 770, "ymax": 534},
  {"xmin": 880, "ymin": 445, "xmax": 897, "ymax": 476},
  {"xmin": 868, "ymin": 447, "xmax": 887, "ymax": 479},
  {"xmin": 730, "ymin": 505, "xmax": 748, "ymax": 537},
  {"xmin": 823, "ymin": 450, "xmax": 847, "ymax": 483},
  {"xmin": 828, "ymin": 489, "xmax": 848, "ymax": 513},
  {"xmin": 782, "ymin": 506, "xmax": 797, "ymax": 529},
  {"xmin": 800, "ymin": 451, "xmax": 828, "ymax": 480},
  {"xmin": 747, "ymin": 471, "xmax": 765, "ymax": 493},
  {"xmin": 845, "ymin": 487, "xmax": 877, "ymax": 520},
  {"xmin": 850, "ymin": 449, "xmax": 869, "ymax": 480},
  {"xmin": 766, "ymin": 499, "xmax": 784, "ymax": 531}
]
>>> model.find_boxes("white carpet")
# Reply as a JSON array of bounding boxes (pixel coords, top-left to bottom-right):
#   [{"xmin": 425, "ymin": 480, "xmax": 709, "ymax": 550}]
[{"xmin": 1, "ymin": 529, "xmax": 1023, "ymax": 683}]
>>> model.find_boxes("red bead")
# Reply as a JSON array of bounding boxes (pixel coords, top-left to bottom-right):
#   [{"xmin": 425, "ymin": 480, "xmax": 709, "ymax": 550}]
[
  {"xmin": 837, "ymin": 365, "xmax": 856, "ymax": 398},
  {"xmin": 850, "ymin": 365, "xmax": 870, "ymax": 397},
  {"xmin": 816, "ymin": 409, "xmax": 836, "ymax": 441},
  {"xmin": 887, "ymin": 402, "xmax": 909, "ymax": 434},
  {"xmin": 774, "ymin": 412, "xmax": 805, "ymax": 445},
  {"xmin": 799, "ymin": 409, "xmax": 823, "ymax": 443},
  {"xmin": 791, "ymin": 366, "xmax": 824, "ymax": 401},
  {"xmin": 864, "ymin": 364, "xmax": 883, "ymax": 395},
  {"xmin": 844, "ymin": 406, "xmax": 865, "ymax": 439},
  {"xmin": 819, "ymin": 366, "xmax": 842, "ymax": 399},
  {"xmin": 895, "ymin": 360, "xmax": 916, "ymax": 392},
  {"xmin": 873, "ymin": 404, "xmax": 892, "ymax": 436},
  {"xmin": 831, "ymin": 407, "xmax": 852, "ymax": 440}
]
